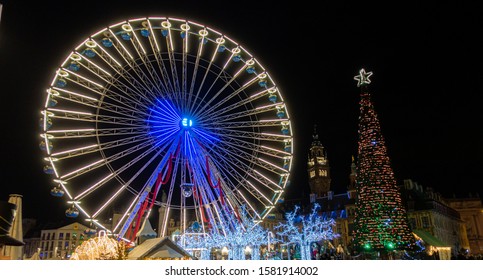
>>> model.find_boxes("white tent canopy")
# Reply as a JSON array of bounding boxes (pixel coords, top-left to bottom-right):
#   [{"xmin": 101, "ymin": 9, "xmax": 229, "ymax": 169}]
[{"xmin": 128, "ymin": 237, "xmax": 194, "ymax": 260}]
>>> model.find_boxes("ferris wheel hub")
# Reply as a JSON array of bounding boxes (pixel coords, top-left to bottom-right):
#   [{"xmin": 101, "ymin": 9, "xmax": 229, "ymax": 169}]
[{"xmin": 181, "ymin": 117, "xmax": 193, "ymax": 128}]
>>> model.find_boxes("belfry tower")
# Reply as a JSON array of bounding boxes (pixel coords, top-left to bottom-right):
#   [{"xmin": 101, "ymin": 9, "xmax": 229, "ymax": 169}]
[{"xmin": 307, "ymin": 125, "xmax": 331, "ymax": 198}]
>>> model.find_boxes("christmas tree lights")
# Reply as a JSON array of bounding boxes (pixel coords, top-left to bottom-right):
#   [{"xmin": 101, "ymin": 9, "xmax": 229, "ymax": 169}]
[{"xmin": 352, "ymin": 69, "xmax": 415, "ymax": 255}]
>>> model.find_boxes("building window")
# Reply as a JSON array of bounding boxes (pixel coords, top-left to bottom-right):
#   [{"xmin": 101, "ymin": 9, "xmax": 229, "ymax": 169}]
[
  {"xmin": 421, "ymin": 216, "xmax": 430, "ymax": 228},
  {"xmin": 66, "ymin": 233, "xmax": 70, "ymax": 240},
  {"xmin": 348, "ymin": 224, "xmax": 354, "ymax": 234},
  {"xmin": 59, "ymin": 232, "xmax": 64, "ymax": 240},
  {"xmin": 318, "ymin": 169, "xmax": 327, "ymax": 177},
  {"xmin": 347, "ymin": 208, "xmax": 354, "ymax": 217},
  {"xmin": 409, "ymin": 218, "xmax": 416, "ymax": 229}
]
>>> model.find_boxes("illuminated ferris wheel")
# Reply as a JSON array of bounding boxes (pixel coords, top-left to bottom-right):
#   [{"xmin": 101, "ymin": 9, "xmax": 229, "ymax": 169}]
[{"xmin": 39, "ymin": 17, "xmax": 293, "ymax": 241}]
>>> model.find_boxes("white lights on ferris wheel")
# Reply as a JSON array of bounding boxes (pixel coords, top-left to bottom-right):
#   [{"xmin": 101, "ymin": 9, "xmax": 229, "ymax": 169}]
[{"xmin": 39, "ymin": 17, "xmax": 294, "ymax": 241}]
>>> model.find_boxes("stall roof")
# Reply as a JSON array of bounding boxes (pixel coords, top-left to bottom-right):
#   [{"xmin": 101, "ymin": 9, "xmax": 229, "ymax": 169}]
[
  {"xmin": 127, "ymin": 237, "xmax": 194, "ymax": 260},
  {"xmin": 413, "ymin": 229, "xmax": 450, "ymax": 247}
]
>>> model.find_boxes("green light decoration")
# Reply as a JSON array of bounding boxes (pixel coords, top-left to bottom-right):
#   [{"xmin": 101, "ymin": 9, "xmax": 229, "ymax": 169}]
[
  {"xmin": 352, "ymin": 69, "xmax": 415, "ymax": 255},
  {"xmin": 385, "ymin": 242, "xmax": 395, "ymax": 250}
]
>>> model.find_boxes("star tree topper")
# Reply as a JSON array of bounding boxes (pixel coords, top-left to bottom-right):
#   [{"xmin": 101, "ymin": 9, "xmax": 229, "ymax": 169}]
[{"xmin": 354, "ymin": 68, "xmax": 373, "ymax": 87}]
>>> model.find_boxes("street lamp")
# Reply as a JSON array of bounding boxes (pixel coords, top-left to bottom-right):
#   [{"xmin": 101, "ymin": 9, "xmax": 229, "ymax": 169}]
[
  {"xmin": 244, "ymin": 246, "xmax": 252, "ymax": 259},
  {"xmin": 221, "ymin": 246, "xmax": 229, "ymax": 260}
]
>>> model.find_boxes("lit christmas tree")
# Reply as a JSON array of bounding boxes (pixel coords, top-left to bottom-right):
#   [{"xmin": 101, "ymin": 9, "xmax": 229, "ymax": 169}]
[{"xmin": 352, "ymin": 69, "xmax": 414, "ymax": 256}]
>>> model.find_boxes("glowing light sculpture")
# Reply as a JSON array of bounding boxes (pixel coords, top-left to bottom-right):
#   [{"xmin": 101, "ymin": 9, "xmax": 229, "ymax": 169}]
[
  {"xmin": 70, "ymin": 231, "xmax": 126, "ymax": 260},
  {"xmin": 274, "ymin": 203, "xmax": 339, "ymax": 260},
  {"xmin": 178, "ymin": 205, "xmax": 268, "ymax": 260}
]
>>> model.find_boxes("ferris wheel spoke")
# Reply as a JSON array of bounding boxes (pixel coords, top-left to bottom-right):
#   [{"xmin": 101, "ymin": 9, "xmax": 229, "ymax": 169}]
[
  {"xmin": 85, "ymin": 47, "xmax": 160, "ymax": 109},
  {"xmin": 188, "ymin": 37, "xmax": 223, "ymax": 114},
  {"xmin": 217, "ymin": 140, "xmax": 288, "ymax": 175},
  {"xmin": 192, "ymin": 54, "xmax": 246, "ymax": 117},
  {"xmin": 60, "ymin": 140, "xmax": 154, "ymax": 182},
  {"xmin": 75, "ymin": 136, "xmax": 177, "ymax": 203},
  {"xmin": 210, "ymin": 119, "xmax": 290, "ymax": 129},
  {"xmin": 58, "ymin": 64, "xmax": 153, "ymax": 113},
  {"xmin": 197, "ymin": 142, "xmax": 251, "ymax": 186},
  {"xmin": 106, "ymin": 29, "xmax": 162, "ymax": 100},
  {"xmin": 187, "ymin": 28, "xmax": 207, "ymax": 108},
  {"xmin": 47, "ymin": 108, "xmax": 146, "ymax": 127},
  {"xmin": 191, "ymin": 54, "xmax": 234, "ymax": 116},
  {"xmin": 77, "ymin": 38, "xmax": 158, "ymax": 111},
  {"xmin": 112, "ymin": 195, "xmax": 139, "ymax": 233},
  {"xmin": 202, "ymin": 87, "xmax": 277, "ymax": 121},
  {"xmin": 209, "ymin": 146, "xmax": 283, "ymax": 198},
  {"xmin": 203, "ymin": 89, "xmax": 270, "ymax": 121},
  {"xmin": 207, "ymin": 128, "xmax": 291, "ymax": 143},
  {"xmin": 51, "ymin": 134, "xmax": 150, "ymax": 160},
  {"xmin": 157, "ymin": 165, "xmax": 179, "ymax": 236},
  {"xmin": 125, "ymin": 22, "xmax": 169, "ymax": 96},
  {"xmin": 50, "ymin": 87, "xmax": 154, "ymax": 121},
  {"xmin": 211, "ymin": 142, "xmax": 287, "ymax": 188},
  {"xmin": 180, "ymin": 22, "xmax": 189, "ymax": 113},
  {"xmin": 206, "ymin": 156, "xmax": 251, "ymax": 201},
  {"xmin": 145, "ymin": 20, "xmax": 176, "ymax": 96},
  {"xmin": 198, "ymin": 129, "xmax": 290, "ymax": 160},
  {"xmin": 201, "ymin": 101, "xmax": 285, "ymax": 124},
  {"xmin": 163, "ymin": 23, "xmax": 182, "ymax": 100},
  {"xmin": 234, "ymin": 189, "xmax": 262, "ymax": 220},
  {"xmin": 184, "ymin": 147, "xmax": 236, "ymax": 230},
  {"xmin": 73, "ymin": 51, "xmax": 155, "ymax": 106},
  {"xmin": 197, "ymin": 71, "xmax": 260, "ymax": 119},
  {"xmin": 46, "ymin": 127, "xmax": 149, "ymax": 140},
  {"xmin": 258, "ymin": 144, "xmax": 292, "ymax": 158},
  {"xmin": 92, "ymin": 139, "xmax": 177, "ymax": 219}
]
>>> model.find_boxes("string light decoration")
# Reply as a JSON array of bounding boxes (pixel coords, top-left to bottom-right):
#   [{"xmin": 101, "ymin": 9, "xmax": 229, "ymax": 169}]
[
  {"xmin": 178, "ymin": 206, "xmax": 268, "ymax": 260},
  {"xmin": 178, "ymin": 229, "xmax": 213, "ymax": 260},
  {"xmin": 274, "ymin": 203, "xmax": 339, "ymax": 260},
  {"xmin": 70, "ymin": 230, "xmax": 127, "ymax": 260},
  {"xmin": 352, "ymin": 69, "xmax": 415, "ymax": 255}
]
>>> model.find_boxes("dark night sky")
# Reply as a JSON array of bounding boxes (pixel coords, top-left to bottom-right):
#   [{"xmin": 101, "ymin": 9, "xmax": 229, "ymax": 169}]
[{"xmin": 0, "ymin": 1, "xmax": 481, "ymax": 222}]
